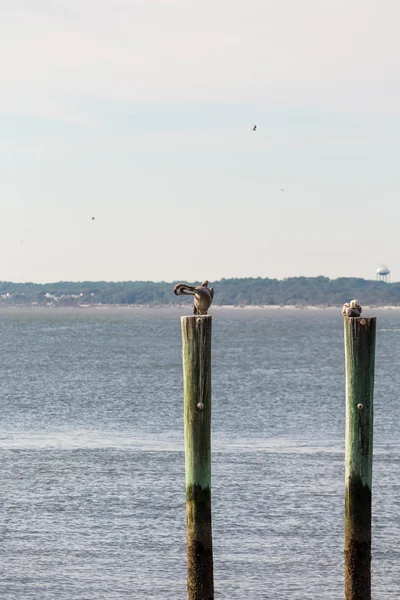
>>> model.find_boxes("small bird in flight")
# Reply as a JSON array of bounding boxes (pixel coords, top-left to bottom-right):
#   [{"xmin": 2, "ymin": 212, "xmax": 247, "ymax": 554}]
[
  {"xmin": 280, "ymin": 189, "xmax": 285, "ymax": 192},
  {"xmin": 92, "ymin": 217, "xmax": 95, "ymax": 220},
  {"xmin": 253, "ymin": 125, "xmax": 257, "ymax": 131}
]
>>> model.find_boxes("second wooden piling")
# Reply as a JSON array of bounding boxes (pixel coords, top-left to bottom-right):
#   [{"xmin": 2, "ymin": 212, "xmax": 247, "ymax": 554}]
[
  {"xmin": 343, "ymin": 314, "xmax": 376, "ymax": 600},
  {"xmin": 181, "ymin": 315, "xmax": 213, "ymax": 600}
]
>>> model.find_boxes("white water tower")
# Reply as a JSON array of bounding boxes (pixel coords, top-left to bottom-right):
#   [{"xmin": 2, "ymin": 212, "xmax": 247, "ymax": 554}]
[{"xmin": 376, "ymin": 265, "xmax": 390, "ymax": 283}]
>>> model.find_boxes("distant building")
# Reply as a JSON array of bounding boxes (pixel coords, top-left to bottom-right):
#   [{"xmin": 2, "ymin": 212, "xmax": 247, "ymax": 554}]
[{"xmin": 376, "ymin": 265, "xmax": 390, "ymax": 283}]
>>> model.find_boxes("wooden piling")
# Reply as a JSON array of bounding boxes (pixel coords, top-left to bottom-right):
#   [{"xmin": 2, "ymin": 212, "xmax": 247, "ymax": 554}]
[
  {"xmin": 181, "ymin": 315, "xmax": 214, "ymax": 600},
  {"xmin": 343, "ymin": 315, "xmax": 376, "ymax": 600}
]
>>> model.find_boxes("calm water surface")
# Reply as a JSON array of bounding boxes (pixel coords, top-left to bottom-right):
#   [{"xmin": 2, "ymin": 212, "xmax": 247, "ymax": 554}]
[{"xmin": 0, "ymin": 307, "xmax": 399, "ymax": 599}]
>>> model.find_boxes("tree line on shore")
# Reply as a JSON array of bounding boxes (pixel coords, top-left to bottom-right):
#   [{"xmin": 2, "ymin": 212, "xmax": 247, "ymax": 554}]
[{"xmin": 0, "ymin": 276, "xmax": 399, "ymax": 307}]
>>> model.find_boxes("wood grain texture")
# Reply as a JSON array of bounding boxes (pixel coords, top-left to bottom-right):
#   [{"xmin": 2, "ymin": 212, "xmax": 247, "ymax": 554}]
[
  {"xmin": 344, "ymin": 316, "xmax": 376, "ymax": 600},
  {"xmin": 181, "ymin": 315, "xmax": 213, "ymax": 600}
]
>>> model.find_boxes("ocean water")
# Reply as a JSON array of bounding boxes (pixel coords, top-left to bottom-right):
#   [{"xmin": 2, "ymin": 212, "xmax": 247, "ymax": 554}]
[{"xmin": 0, "ymin": 307, "xmax": 400, "ymax": 599}]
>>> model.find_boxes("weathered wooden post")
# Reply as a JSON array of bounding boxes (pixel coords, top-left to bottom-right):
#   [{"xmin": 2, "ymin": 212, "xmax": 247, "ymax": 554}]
[
  {"xmin": 174, "ymin": 281, "xmax": 214, "ymax": 600},
  {"xmin": 342, "ymin": 300, "xmax": 376, "ymax": 600}
]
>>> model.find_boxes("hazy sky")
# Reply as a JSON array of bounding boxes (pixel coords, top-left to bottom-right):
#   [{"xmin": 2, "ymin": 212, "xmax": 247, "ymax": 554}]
[{"xmin": 2, "ymin": 0, "xmax": 399, "ymax": 283}]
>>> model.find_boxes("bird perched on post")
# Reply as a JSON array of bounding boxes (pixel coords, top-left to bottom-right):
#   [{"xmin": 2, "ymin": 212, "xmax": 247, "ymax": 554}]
[
  {"xmin": 342, "ymin": 299, "xmax": 362, "ymax": 317},
  {"xmin": 173, "ymin": 280, "xmax": 214, "ymax": 315}
]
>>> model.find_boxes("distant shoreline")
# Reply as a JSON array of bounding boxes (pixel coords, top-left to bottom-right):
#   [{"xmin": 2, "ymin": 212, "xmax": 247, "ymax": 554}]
[
  {"xmin": 1, "ymin": 277, "xmax": 399, "ymax": 308},
  {"xmin": 1, "ymin": 304, "xmax": 400, "ymax": 310}
]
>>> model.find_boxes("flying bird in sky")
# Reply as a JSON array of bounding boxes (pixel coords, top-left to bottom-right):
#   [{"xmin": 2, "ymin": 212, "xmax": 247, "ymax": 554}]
[
  {"xmin": 253, "ymin": 125, "xmax": 257, "ymax": 131},
  {"xmin": 92, "ymin": 217, "xmax": 95, "ymax": 220}
]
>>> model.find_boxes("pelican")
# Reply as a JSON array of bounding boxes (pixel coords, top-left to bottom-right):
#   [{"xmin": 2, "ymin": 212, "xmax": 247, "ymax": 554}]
[{"xmin": 173, "ymin": 280, "xmax": 214, "ymax": 315}]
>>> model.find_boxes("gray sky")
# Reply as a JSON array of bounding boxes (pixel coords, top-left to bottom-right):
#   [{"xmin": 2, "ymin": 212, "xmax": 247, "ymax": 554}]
[{"xmin": 1, "ymin": 0, "xmax": 399, "ymax": 283}]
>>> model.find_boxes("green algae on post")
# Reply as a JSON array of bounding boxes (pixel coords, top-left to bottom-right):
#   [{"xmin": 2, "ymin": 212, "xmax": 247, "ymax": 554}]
[
  {"xmin": 343, "ymin": 305, "xmax": 376, "ymax": 600},
  {"xmin": 181, "ymin": 315, "xmax": 213, "ymax": 600}
]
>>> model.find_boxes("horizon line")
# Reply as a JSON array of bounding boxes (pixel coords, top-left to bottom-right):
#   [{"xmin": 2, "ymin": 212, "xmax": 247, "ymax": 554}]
[{"xmin": 0, "ymin": 275, "xmax": 397, "ymax": 286}]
